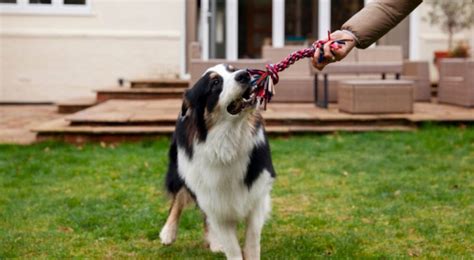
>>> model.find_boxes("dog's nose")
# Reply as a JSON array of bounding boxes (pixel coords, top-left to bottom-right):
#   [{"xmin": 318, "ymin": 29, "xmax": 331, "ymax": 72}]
[{"xmin": 234, "ymin": 71, "xmax": 250, "ymax": 84}]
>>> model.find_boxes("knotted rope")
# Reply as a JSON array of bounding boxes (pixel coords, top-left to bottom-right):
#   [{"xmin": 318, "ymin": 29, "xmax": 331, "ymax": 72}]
[{"xmin": 247, "ymin": 31, "xmax": 351, "ymax": 109}]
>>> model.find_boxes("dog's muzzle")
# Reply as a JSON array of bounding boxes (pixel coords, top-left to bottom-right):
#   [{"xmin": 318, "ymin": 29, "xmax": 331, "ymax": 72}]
[{"xmin": 227, "ymin": 71, "xmax": 257, "ymax": 115}]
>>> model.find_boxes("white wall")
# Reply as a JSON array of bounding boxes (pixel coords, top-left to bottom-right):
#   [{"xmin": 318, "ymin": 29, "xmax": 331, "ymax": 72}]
[
  {"xmin": 414, "ymin": 2, "xmax": 473, "ymax": 81},
  {"xmin": 0, "ymin": 0, "xmax": 184, "ymax": 102}
]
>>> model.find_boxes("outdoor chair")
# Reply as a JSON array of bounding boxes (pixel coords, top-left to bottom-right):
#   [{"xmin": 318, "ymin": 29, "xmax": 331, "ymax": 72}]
[
  {"xmin": 188, "ymin": 42, "xmax": 268, "ymax": 88},
  {"xmin": 401, "ymin": 61, "xmax": 431, "ymax": 101},
  {"xmin": 311, "ymin": 46, "xmax": 404, "ymax": 107},
  {"xmin": 315, "ymin": 50, "xmax": 359, "ymax": 103},
  {"xmin": 438, "ymin": 59, "xmax": 474, "ymax": 107},
  {"xmin": 310, "ymin": 45, "xmax": 431, "ymax": 106},
  {"xmin": 262, "ymin": 45, "xmax": 314, "ymax": 102},
  {"xmin": 189, "ymin": 59, "xmax": 268, "ymax": 87}
]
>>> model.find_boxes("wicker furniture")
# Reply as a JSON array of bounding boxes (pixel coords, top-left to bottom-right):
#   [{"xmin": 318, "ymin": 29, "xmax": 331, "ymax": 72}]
[
  {"xmin": 338, "ymin": 80, "xmax": 414, "ymax": 114},
  {"xmin": 262, "ymin": 45, "xmax": 314, "ymax": 102},
  {"xmin": 187, "ymin": 42, "xmax": 430, "ymax": 106},
  {"xmin": 438, "ymin": 59, "xmax": 474, "ymax": 107},
  {"xmin": 315, "ymin": 50, "xmax": 358, "ymax": 103},
  {"xmin": 311, "ymin": 46, "xmax": 431, "ymax": 106},
  {"xmin": 189, "ymin": 59, "xmax": 268, "ymax": 87},
  {"xmin": 402, "ymin": 61, "xmax": 431, "ymax": 101},
  {"xmin": 312, "ymin": 46, "xmax": 404, "ymax": 108},
  {"xmin": 188, "ymin": 42, "xmax": 268, "ymax": 87}
]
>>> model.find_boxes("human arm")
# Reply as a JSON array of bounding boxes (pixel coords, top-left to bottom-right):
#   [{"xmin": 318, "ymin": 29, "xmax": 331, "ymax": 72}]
[
  {"xmin": 342, "ymin": 0, "xmax": 423, "ymax": 49},
  {"xmin": 312, "ymin": 0, "xmax": 423, "ymax": 70}
]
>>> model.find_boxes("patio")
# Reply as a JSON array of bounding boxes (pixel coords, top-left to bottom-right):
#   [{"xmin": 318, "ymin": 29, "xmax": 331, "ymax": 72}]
[
  {"xmin": 0, "ymin": 105, "xmax": 62, "ymax": 144},
  {"xmin": 17, "ymin": 40, "xmax": 469, "ymax": 144},
  {"xmin": 32, "ymin": 99, "xmax": 474, "ymax": 143}
]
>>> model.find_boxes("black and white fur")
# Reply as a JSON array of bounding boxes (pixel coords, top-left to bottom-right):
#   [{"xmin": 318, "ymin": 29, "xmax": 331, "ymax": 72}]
[{"xmin": 159, "ymin": 64, "xmax": 276, "ymax": 259}]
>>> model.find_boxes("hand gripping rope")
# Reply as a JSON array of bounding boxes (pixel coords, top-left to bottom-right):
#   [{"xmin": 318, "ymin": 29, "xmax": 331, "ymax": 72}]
[{"xmin": 247, "ymin": 31, "xmax": 352, "ymax": 110}]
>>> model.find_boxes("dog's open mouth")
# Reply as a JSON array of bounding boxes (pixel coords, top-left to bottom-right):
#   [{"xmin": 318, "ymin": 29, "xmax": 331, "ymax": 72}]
[{"xmin": 226, "ymin": 86, "xmax": 257, "ymax": 115}]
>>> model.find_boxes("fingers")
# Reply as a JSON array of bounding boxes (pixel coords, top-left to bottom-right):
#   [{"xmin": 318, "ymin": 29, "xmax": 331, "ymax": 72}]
[
  {"xmin": 312, "ymin": 30, "xmax": 357, "ymax": 70},
  {"xmin": 312, "ymin": 44, "xmax": 336, "ymax": 71},
  {"xmin": 312, "ymin": 48, "xmax": 329, "ymax": 71},
  {"xmin": 311, "ymin": 58, "xmax": 325, "ymax": 70},
  {"xmin": 323, "ymin": 42, "xmax": 336, "ymax": 62}
]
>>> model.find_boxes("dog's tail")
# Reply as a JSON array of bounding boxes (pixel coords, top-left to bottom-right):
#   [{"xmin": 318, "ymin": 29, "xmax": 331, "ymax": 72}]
[{"xmin": 165, "ymin": 136, "xmax": 185, "ymax": 195}]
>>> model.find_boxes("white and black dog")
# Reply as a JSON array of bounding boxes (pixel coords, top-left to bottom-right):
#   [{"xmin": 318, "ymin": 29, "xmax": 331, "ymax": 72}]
[{"xmin": 159, "ymin": 64, "xmax": 276, "ymax": 259}]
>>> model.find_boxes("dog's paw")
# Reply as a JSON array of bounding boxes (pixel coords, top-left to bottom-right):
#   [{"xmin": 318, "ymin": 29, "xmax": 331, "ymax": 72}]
[
  {"xmin": 208, "ymin": 240, "xmax": 224, "ymax": 253},
  {"xmin": 159, "ymin": 225, "xmax": 177, "ymax": 245},
  {"xmin": 244, "ymin": 250, "xmax": 260, "ymax": 260},
  {"xmin": 205, "ymin": 231, "xmax": 224, "ymax": 252},
  {"xmin": 209, "ymin": 242, "xmax": 224, "ymax": 253}
]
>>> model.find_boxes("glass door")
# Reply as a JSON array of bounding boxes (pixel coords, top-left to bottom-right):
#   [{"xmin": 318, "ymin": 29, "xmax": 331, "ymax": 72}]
[
  {"xmin": 285, "ymin": 0, "xmax": 319, "ymax": 45},
  {"xmin": 198, "ymin": 0, "xmax": 226, "ymax": 59},
  {"xmin": 209, "ymin": 0, "xmax": 227, "ymax": 59},
  {"xmin": 331, "ymin": 0, "xmax": 364, "ymax": 31},
  {"xmin": 238, "ymin": 0, "xmax": 272, "ymax": 58}
]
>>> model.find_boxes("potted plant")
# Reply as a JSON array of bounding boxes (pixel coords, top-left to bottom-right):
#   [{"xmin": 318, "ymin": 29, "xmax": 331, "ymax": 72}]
[
  {"xmin": 424, "ymin": 0, "xmax": 474, "ymax": 68},
  {"xmin": 449, "ymin": 40, "xmax": 471, "ymax": 58}
]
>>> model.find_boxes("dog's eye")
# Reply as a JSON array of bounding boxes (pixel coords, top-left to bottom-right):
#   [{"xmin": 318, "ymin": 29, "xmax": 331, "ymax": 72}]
[{"xmin": 212, "ymin": 79, "xmax": 220, "ymax": 86}]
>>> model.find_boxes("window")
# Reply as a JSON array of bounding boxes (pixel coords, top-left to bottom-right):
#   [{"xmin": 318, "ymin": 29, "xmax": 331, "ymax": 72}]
[
  {"xmin": 64, "ymin": 0, "xmax": 85, "ymax": 5},
  {"xmin": 285, "ymin": 0, "xmax": 318, "ymax": 45},
  {"xmin": 238, "ymin": 0, "xmax": 272, "ymax": 58},
  {"xmin": 29, "ymin": 0, "xmax": 52, "ymax": 4},
  {"xmin": 0, "ymin": 0, "xmax": 91, "ymax": 15},
  {"xmin": 331, "ymin": 0, "xmax": 364, "ymax": 31}
]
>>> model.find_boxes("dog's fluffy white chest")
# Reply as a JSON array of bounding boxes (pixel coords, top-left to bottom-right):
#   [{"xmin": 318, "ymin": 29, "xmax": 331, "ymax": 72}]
[{"xmin": 177, "ymin": 122, "xmax": 273, "ymax": 221}]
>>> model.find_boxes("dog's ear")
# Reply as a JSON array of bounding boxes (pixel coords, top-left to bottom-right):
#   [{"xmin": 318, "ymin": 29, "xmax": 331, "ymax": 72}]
[
  {"xmin": 182, "ymin": 72, "xmax": 214, "ymax": 142},
  {"xmin": 185, "ymin": 72, "xmax": 211, "ymax": 108},
  {"xmin": 180, "ymin": 98, "xmax": 190, "ymax": 118}
]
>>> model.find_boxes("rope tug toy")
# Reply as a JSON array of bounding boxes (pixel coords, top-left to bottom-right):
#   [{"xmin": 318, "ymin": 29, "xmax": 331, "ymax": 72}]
[{"xmin": 247, "ymin": 31, "xmax": 353, "ymax": 110}]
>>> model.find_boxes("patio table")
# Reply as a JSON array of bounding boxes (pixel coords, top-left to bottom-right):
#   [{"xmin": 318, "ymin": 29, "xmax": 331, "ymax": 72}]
[
  {"xmin": 312, "ymin": 63, "xmax": 403, "ymax": 108},
  {"xmin": 338, "ymin": 79, "xmax": 414, "ymax": 114}
]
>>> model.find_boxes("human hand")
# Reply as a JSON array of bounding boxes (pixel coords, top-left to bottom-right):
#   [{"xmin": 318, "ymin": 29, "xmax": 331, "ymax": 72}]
[{"xmin": 311, "ymin": 30, "xmax": 356, "ymax": 71}]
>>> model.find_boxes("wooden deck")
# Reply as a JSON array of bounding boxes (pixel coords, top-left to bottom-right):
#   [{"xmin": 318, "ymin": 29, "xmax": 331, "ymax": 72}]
[
  {"xmin": 33, "ymin": 99, "xmax": 474, "ymax": 143},
  {"xmin": 62, "ymin": 99, "xmax": 474, "ymax": 124}
]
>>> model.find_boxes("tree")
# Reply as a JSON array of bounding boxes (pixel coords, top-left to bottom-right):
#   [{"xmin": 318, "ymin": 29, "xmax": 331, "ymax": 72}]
[{"xmin": 425, "ymin": 0, "xmax": 474, "ymax": 50}]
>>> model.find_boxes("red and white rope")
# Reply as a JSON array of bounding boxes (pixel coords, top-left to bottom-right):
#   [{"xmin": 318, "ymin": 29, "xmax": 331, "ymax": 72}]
[{"xmin": 248, "ymin": 31, "xmax": 348, "ymax": 109}]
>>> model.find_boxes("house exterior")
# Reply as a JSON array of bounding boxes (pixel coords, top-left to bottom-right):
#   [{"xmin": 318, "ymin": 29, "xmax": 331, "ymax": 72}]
[
  {"xmin": 1, "ymin": 0, "xmax": 473, "ymax": 102},
  {"xmin": 0, "ymin": 0, "xmax": 184, "ymax": 102}
]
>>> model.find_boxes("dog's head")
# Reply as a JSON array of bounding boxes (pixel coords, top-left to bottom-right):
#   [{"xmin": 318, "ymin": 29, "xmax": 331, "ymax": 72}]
[
  {"xmin": 177, "ymin": 64, "xmax": 261, "ymax": 158},
  {"xmin": 182, "ymin": 64, "xmax": 256, "ymax": 121}
]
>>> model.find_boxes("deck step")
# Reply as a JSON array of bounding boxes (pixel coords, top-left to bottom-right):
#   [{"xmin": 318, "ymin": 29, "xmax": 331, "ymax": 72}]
[
  {"xmin": 33, "ymin": 118, "xmax": 415, "ymax": 144},
  {"xmin": 130, "ymin": 79, "xmax": 189, "ymax": 89},
  {"xmin": 65, "ymin": 100, "xmax": 413, "ymax": 127},
  {"xmin": 96, "ymin": 87, "xmax": 186, "ymax": 102},
  {"xmin": 33, "ymin": 100, "xmax": 474, "ymax": 144},
  {"xmin": 67, "ymin": 116, "xmax": 410, "ymax": 127},
  {"xmin": 33, "ymin": 118, "xmax": 174, "ymax": 143},
  {"xmin": 65, "ymin": 99, "xmax": 179, "ymax": 126},
  {"xmin": 56, "ymin": 97, "xmax": 97, "ymax": 114},
  {"xmin": 266, "ymin": 125, "xmax": 415, "ymax": 134}
]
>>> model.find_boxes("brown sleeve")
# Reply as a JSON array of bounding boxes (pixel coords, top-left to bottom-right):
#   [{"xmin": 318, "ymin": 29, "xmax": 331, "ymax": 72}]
[{"xmin": 341, "ymin": 0, "xmax": 422, "ymax": 49}]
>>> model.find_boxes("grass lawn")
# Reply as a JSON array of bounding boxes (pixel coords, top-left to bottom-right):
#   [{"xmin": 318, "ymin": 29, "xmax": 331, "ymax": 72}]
[{"xmin": 1, "ymin": 125, "xmax": 473, "ymax": 258}]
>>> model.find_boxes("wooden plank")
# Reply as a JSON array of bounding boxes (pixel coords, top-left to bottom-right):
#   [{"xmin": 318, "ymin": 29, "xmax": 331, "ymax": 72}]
[{"xmin": 33, "ymin": 100, "xmax": 474, "ymax": 143}]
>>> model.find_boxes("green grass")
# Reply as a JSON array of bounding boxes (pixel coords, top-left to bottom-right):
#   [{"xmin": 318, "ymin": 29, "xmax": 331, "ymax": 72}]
[{"xmin": 1, "ymin": 125, "xmax": 473, "ymax": 258}]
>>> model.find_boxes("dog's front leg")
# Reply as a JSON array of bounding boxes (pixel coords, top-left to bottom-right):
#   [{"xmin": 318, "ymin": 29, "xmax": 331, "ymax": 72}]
[
  {"xmin": 243, "ymin": 213, "xmax": 264, "ymax": 260},
  {"xmin": 244, "ymin": 195, "xmax": 271, "ymax": 260},
  {"xmin": 209, "ymin": 219, "xmax": 242, "ymax": 259},
  {"xmin": 160, "ymin": 188, "xmax": 192, "ymax": 245}
]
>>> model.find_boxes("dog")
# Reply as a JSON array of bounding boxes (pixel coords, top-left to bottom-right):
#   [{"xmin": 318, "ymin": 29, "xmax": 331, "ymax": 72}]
[{"xmin": 159, "ymin": 64, "xmax": 276, "ymax": 259}]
